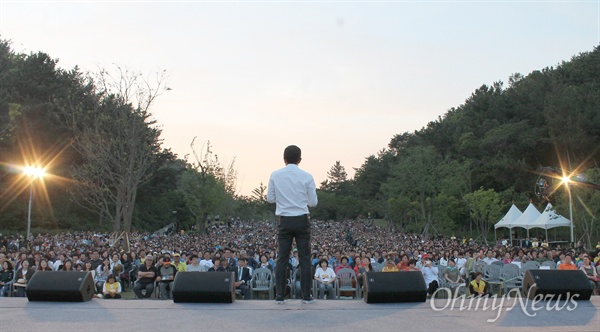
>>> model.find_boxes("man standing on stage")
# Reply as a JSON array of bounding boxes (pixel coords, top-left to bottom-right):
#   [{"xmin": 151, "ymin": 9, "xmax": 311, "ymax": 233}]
[{"xmin": 267, "ymin": 145, "xmax": 318, "ymax": 304}]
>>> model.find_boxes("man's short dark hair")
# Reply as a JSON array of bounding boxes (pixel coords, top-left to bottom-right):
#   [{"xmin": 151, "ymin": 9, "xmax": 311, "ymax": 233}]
[{"xmin": 284, "ymin": 145, "xmax": 301, "ymax": 164}]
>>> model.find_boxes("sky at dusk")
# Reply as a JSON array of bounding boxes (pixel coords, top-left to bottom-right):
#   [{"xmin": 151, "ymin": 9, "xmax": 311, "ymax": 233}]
[{"xmin": 1, "ymin": 0, "xmax": 598, "ymax": 196}]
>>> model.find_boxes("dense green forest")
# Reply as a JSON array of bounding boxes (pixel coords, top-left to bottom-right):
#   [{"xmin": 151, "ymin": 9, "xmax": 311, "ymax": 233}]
[{"xmin": 1, "ymin": 39, "xmax": 598, "ymax": 246}]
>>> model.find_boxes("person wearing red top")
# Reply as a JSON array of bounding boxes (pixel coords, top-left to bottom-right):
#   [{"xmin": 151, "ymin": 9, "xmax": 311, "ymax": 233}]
[
  {"xmin": 397, "ymin": 254, "xmax": 410, "ymax": 271},
  {"xmin": 335, "ymin": 257, "xmax": 351, "ymax": 274}
]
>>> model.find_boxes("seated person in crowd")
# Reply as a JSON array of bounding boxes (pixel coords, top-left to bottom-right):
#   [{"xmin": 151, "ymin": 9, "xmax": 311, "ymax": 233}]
[
  {"xmin": 95, "ymin": 258, "xmax": 111, "ymax": 294},
  {"xmin": 37, "ymin": 259, "xmax": 53, "ymax": 272},
  {"xmin": 406, "ymin": 259, "xmax": 419, "ymax": 271},
  {"xmin": 14, "ymin": 260, "xmax": 35, "ymax": 297},
  {"xmin": 133, "ymin": 255, "xmax": 157, "ymax": 299},
  {"xmin": 110, "ymin": 253, "xmax": 123, "ymax": 277},
  {"xmin": 172, "ymin": 253, "xmax": 187, "ymax": 272},
  {"xmin": 199, "ymin": 251, "xmax": 215, "ymax": 270},
  {"xmin": 334, "ymin": 256, "xmax": 351, "ymax": 274},
  {"xmin": 482, "ymin": 250, "xmax": 498, "ymax": 265},
  {"xmin": 257, "ymin": 254, "xmax": 273, "ymax": 272},
  {"xmin": 0, "ymin": 260, "xmax": 14, "ymax": 297},
  {"xmin": 381, "ymin": 258, "xmax": 399, "ymax": 272},
  {"xmin": 61, "ymin": 259, "xmax": 76, "ymax": 271},
  {"xmin": 208, "ymin": 257, "xmax": 226, "ymax": 272},
  {"xmin": 186, "ymin": 255, "xmax": 204, "ymax": 272},
  {"xmin": 219, "ymin": 257, "xmax": 231, "ymax": 271},
  {"xmin": 579, "ymin": 256, "xmax": 600, "ymax": 296},
  {"xmin": 102, "ymin": 274, "xmax": 122, "ymax": 299},
  {"xmin": 156, "ymin": 256, "xmax": 177, "ymax": 300},
  {"xmin": 397, "ymin": 254, "xmax": 410, "ymax": 271},
  {"xmin": 444, "ymin": 259, "xmax": 464, "ymax": 295},
  {"xmin": 234, "ymin": 258, "xmax": 252, "ymax": 300},
  {"xmin": 421, "ymin": 259, "xmax": 439, "ymax": 296},
  {"xmin": 469, "ymin": 272, "xmax": 489, "ymax": 297},
  {"xmin": 314, "ymin": 259, "xmax": 336, "ymax": 300},
  {"xmin": 557, "ymin": 254, "xmax": 577, "ymax": 270},
  {"xmin": 356, "ymin": 257, "xmax": 372, "ymax": 288}
]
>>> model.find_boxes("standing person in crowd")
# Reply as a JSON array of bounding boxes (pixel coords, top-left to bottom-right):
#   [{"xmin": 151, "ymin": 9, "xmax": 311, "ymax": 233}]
[
  {"xmin": 102, "ymin": 274, "xmax": 122, "ymax": 299},
  {"xmin": 267, "ymin": 145, "xmax": 318, "ymax": 304},
  {"xmin": 134, "ymin": 255, "xmax": 157, "ymax": 299}
]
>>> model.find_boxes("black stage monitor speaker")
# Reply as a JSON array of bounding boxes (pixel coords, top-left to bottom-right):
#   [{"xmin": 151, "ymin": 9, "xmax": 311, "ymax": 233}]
[
  {"xmin": 26, "ymin": 271, "xmax": 95, "ymax": 302},
  {"xmin": 522, "ymin": 269, "xmax": 592, "ymax": 300},
  {"xmin": 172, "ymin": 271, "xmax": 235, "ymax": 303},
  {"xmin": 363, "ymin": 271, "xmax": 427, "ymax": 303}
]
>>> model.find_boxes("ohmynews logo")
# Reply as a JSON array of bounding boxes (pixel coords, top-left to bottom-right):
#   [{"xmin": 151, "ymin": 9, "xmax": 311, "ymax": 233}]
[{"xmin": 429, "ymin": 284, "xmax": 580, "ymax": 323}]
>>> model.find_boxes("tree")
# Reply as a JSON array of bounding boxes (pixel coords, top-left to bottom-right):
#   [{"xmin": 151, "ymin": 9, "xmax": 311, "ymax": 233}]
[
  {"xmin": 320, "ymin": 161, "xmax": 348, "ymax": 193},
  {"xmin": 60, "ymin": 66, "xmax": 168, "ymax": 232},
  {"xmin": 251, "ymin": 182, "xmax": 267, "ymax": 203},
  {"xmin": 249, "ymin": 182, "xmax": 272, "ymax": 220},
  {"xmin": 180, "ymin": 139, "xmax": 237, "ymax": 234},
  {"xmin": 382, "ymin": 146, "xmax": 442, "ymax": 236},
  {"xmin": 463, "ymin": 188, "xmax": 503, "ymax": 244}
]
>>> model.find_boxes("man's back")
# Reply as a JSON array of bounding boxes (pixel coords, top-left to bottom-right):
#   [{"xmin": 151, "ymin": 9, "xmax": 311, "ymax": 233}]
[{"xmin": 267, "ymin": 164, "xmax": 317, "ymax": 216}]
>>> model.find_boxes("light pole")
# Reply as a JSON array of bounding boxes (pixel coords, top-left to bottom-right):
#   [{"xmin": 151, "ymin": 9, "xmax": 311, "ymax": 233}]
[
  {"xmin": 24, "ymin": 166, "xmax": 45, "ymax": 241},
  {"xmin": 562, "ymin": 176, "xmax": 574, "ymax": 244}
]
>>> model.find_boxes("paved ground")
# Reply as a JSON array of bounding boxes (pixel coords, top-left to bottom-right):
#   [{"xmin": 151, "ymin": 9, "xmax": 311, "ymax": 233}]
[{"xmin": 1, "ymin": 297, "xmax": 599, "ymax": 331}]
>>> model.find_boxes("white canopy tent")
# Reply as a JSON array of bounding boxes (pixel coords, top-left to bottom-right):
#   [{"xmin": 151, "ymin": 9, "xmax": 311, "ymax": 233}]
[
  {"xmin": 509, "ymin": 203, "xmax": 542, "ymax": 239},
  {"xmin": 494, "ymin": 204, "xmax": 523, "ymax": 243},
  {"xmin": 527, "ymin": 203, "xmax": 571, "ymax": 242}
]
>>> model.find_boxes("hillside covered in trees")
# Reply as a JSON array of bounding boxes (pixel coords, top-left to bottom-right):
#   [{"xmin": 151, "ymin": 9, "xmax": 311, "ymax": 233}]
[{"xmin": 1, "ymin": 39, "xmax": 598, "ymax": 246}]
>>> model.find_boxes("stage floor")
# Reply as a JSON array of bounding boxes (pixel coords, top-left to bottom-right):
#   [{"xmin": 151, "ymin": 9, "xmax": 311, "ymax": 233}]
[{"xmin": 1, "ymin": 297, "xmax": 599, "ymax": 331}]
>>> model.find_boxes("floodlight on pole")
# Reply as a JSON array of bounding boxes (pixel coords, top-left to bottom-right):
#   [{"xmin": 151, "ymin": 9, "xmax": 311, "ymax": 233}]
[
  {"xmin": 561, "ymin": 176, "xmax": 574, "ymax": 244},
  {"xmin": 24, "ymin": 166, "xmax": 45, "ymax": 241}
]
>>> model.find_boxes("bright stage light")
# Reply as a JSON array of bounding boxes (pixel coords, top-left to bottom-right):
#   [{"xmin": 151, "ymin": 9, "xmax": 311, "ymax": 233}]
[{"xmin": 24, "ymin": 166, "xmax": 46, "ymax": 178}]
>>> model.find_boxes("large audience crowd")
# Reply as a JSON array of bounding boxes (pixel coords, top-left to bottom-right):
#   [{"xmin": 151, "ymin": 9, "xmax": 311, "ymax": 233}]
[{"xmin": 1, "ymin": 219, "xmax": 599, "ymax": 299}]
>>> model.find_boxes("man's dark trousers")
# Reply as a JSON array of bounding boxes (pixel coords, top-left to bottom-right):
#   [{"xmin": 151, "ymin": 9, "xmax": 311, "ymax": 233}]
[{"xmin": 276, "ymin": 215, "xmax": 311, "ymax": 299}]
